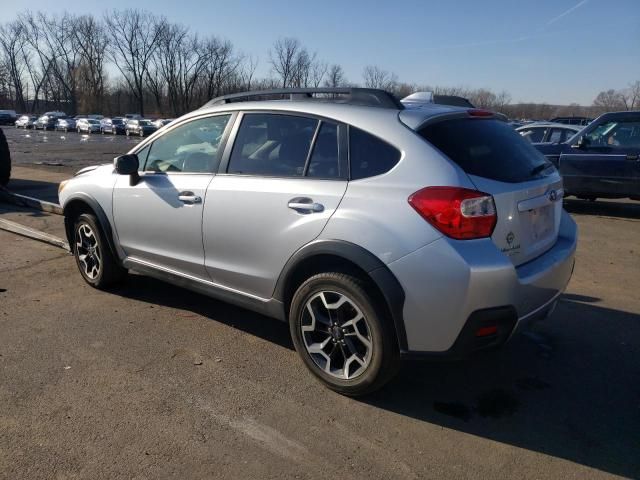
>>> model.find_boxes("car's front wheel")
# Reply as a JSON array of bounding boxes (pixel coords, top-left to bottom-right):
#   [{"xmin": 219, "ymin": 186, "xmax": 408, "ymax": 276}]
[
  {"xmin": 289, "ymin": 272, "xmax": 399, "ymax": 396},
  {"xmin": 73, "ymin": 213, "xmax": 126, "ymax": 289}
]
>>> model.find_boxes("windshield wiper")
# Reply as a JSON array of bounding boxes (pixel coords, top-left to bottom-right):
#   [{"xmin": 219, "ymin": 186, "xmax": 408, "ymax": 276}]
[{"xmin": 530, "ymin": 162, "xmax": 551, "ymax": 176}]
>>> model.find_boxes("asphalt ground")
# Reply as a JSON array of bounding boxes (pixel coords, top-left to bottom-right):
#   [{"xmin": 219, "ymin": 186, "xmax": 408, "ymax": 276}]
[{"xmin": 0, "ymin": 128, "xmax": 639, "ymax": 479}]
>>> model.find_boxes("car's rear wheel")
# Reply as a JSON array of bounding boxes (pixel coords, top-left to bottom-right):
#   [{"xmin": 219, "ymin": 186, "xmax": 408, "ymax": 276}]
[
  {"xmin": 73, "ymin": 213, "xmax": 126, "ymax": 289},
  {"xmin": 289, "ymin": 272, "xmax": 399, "ymax": 396}
]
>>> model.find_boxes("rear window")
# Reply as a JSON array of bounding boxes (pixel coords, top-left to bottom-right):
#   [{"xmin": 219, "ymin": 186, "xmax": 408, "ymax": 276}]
[{"xmin": 419, "ymin": 119, "xmax": 549, "ymax": 183}]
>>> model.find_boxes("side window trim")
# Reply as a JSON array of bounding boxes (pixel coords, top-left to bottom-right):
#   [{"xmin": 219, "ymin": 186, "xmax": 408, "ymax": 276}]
[
  {"xmin": 302, "ymin": 121, "xmax": 323, "ymax": 176},
  {"xmin": 136, "ymin": 111, "xmax": 237, "ymax": 175}
]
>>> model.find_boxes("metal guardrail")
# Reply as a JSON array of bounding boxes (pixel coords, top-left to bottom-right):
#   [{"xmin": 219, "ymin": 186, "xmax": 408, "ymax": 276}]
[
  {"xmin": 0, "ymin": 185, "xmax": 63, "ymax": 215},
  {"xmin": 0, "ymin": 218, "xmax": 69, "ymax": 251},
  {"xmin": 0, "ymin": 185, "xmax": 69, "ymax": 251}
]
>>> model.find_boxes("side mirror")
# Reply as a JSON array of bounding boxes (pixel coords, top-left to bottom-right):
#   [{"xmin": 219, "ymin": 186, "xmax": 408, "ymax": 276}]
[
  {"xmin": 571, "ymin": 135, "xmax": 588, "ymax": 149},
  {"xmin": 114, "ymin": 154, "xmax": 140, "ymax": 186}
]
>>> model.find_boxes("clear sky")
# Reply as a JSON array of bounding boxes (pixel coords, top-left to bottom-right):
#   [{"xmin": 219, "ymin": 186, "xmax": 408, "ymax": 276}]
[{"xmin": 3, "ymin": 0, "xmax": 639, "ymax": 105}]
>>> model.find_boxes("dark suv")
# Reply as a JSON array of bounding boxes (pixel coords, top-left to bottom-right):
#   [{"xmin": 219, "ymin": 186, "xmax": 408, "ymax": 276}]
[
  {"xmin": 125, "ymin": 119, "xmax": 157, "ymax": 137},
  {"xmin": 535, "ymin": 111, "xmax": 640, "ymax": 200}
]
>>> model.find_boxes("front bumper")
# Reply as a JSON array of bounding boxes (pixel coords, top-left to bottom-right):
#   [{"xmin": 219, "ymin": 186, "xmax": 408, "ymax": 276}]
[{"xmin": 388, "ymin": 210, "xmax": 577, "ymax": 355}]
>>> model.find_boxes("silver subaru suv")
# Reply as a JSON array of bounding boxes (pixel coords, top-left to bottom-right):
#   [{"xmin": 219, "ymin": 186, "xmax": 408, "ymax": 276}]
[{"xmin": 59, "ymin": 88, "xmax": 577, "ymax": 396}]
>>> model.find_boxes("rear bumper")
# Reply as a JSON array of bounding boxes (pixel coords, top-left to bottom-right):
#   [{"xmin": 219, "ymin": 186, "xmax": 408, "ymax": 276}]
[{"xmin": 388, "ymin": 210, "xmax": 577, "ymax": 355}]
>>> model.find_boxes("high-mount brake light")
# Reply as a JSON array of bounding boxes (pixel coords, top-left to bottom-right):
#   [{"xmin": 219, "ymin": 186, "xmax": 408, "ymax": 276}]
[
  {"xmin": 408, "ymin": 187, "xmax": 497, "ymax": 240},
  {"xmin": 467, "ymin": 109, "xmax": 494, "ymax": 117}
]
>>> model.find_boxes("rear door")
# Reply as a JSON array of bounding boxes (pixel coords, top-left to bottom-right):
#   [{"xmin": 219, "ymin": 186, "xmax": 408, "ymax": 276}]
[
  {"xmin": 420, "ymin": 117, "xmax": 563, "ymax": 266},
  {"xmin": 203, "ymin": 112, "xmax": 348, "ymax": 299},
  {"xmin": 560, "ymin": 118, "xmax": 640, "ymax": 197}
]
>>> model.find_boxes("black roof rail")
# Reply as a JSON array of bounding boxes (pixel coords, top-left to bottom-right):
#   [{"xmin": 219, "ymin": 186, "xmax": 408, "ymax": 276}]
[{"xmin": 202, "ymin": 88, "xmax": 404, "ymax": 110}]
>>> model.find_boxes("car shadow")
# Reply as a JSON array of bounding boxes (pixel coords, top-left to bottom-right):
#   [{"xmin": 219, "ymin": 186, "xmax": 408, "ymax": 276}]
[
  {"xmin": 109, "ymin": 275, "xmax": 640, "ymax": 477},
  {"xmin": 112, "ymin": 273, "xmax": 294, "ymax": 351},
  {"xmin": 365, "ymin": 296, "xmax": 640, "ymax": 478},
  {"xmin": 564, "ymin": 198, "xmax": 640, "ymax": 219}
]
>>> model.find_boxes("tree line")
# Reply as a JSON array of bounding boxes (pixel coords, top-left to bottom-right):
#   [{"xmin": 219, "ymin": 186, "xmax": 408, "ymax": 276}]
[{"xmin": 0, "ymin": 9, "xmax": 637, "ymax": 120}]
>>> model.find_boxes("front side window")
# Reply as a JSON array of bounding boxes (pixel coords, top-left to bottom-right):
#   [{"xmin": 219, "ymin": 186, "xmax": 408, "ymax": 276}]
[
  {"xmin": 145, "ymin": 114, "xmax": 231, "ymax": 173},
  {"xmin": 584, "ymin": 120, "xmax": 640, "ymax": 148},
  {"xmin": 228, "ymin": 114, "xmax": 318, "ymax": 177}
]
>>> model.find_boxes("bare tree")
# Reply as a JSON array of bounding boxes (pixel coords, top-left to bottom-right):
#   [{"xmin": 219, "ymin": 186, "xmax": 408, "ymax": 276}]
[
  {"xmin": 593, "ymin": 89, "xmax": 625, "ymax": 111},
  {"xmin": 290, "ymin": 49, "xmax": 315, "ymax": 87},
  {"xmin": 362, "ymin": 65, "xmax": 397, "ymax": 90},
  {"xmin": 21, "ymin": 12, "xmax": 82, "ymax": 113},
  {"xmin": 201, "ymin": 38, "xmax": 241, "ymax": 101},
  {"xmin": 621, "ymin": 81, "xmax": 640, "ymax": 110},
  {"xmin": 0, "ymin": 21, "xmax": 27, "ymax": 111},
  {"xmin": 269, "ymin": 37, "xmax": 301, "ymax": 88},
  {"xmin": 310, "ymin": 60, "xmax": 327, "ymax": 88},
  {"xmin": 238, "ymin": 54, "xmax": 258, "ymax": 91},
  {"xmin": 74, "ymin": 15, "xmax": 108, "ymax": 112},
  {"xmin": 324, "ymin": 64, "xmax": 346, "ymax": 88},
  {"xmin": 104, "ymin": 9, "xmax": 164, "ymax": 116}
]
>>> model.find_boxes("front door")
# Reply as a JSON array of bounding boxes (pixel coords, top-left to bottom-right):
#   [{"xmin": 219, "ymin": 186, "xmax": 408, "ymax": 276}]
[
  {"xmin": 112, "ymin": 113, "xmax": 233, "ymax": 279},
  {"xmin": 203, "ymin": 113, "xmax": 348, "ymax": 299},
  {"xmin": 560, "ymin": 117, "xmax": 640, "ymax": 197}
]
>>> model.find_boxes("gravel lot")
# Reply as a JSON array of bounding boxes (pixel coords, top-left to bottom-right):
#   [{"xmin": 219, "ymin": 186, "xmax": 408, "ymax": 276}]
[{"xmin": 0, "ymin": 130, "xmax": 639, "ymax": 479}]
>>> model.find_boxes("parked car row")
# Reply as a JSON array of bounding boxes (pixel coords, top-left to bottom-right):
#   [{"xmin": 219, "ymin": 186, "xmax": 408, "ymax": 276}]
[{"xmin": 14, "ymin": 113, "xmax": 174, "ymax": 137}]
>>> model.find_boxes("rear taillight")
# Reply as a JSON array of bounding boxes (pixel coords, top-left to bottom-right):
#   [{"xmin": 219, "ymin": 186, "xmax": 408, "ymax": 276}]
[{"xmin": 408, "ymin": 187, "xmax": 497, "ymax": 240}]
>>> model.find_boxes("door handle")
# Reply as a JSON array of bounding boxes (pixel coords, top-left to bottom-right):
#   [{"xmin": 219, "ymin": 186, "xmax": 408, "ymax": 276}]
[
  {"xmin": 625, "ymin": 154, "xmax": 639, "ymax": 161},
  {"xmin": 178, "ymin": 191, "xmax": 202, "ymax": 204},
  {"xmin": 288, "ymin": 197, "xmax": 324, "ymax": 213}
]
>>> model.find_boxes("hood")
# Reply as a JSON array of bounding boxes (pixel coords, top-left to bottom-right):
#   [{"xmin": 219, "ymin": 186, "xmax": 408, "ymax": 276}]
[{"xmin": 74, "ymin": 164, "xmax": 112, "ymax": 177}]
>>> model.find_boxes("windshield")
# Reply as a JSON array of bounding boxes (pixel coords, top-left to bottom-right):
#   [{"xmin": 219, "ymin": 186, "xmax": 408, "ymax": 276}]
[{"xmin": 139, "ymin": 120, "xmax": 152, "ymax": 126}]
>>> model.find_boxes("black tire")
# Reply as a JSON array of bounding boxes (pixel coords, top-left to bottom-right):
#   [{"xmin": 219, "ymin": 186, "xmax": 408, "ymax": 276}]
[
  {"xmin": 0, "ymin": 127, "xmax": 10, "ymax": 186},
  {"xmin": 72, "ymin": 213, "xmax": 126, "ymax": 289},
  {"xmin": 289, "ymin": 272, "xmax": 400, "ymax": 396}
]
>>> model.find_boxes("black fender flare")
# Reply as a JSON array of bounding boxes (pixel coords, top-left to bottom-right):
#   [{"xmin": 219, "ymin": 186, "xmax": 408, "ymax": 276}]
[
  {"xmin": 273, "ymin": 239, "xmax": 408, "ymax": 351},
  {"xmin": 63, "ymin": 193, "xmax": 121, "ymax": 262}
]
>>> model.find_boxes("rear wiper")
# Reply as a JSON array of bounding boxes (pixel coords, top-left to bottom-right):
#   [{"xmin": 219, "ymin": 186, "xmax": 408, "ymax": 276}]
[{"xmin": 530, "ymin": 162, "xmax": 551, "ymax": 176}]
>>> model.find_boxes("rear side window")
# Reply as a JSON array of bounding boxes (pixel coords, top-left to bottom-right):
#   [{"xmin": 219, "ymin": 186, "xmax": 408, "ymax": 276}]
[
  {"xmin": 228, "ymin": 114, "xmax": 317, "ymax": 177},
  {"xmin": 349, "ymin": 127, "xmax": 401, "ymax": 180},
  {"xmin": 519, "ymin": 127, "xmax": 547, "ymax": 143},
  {"xmin": 420, "ymin": 119, "xmax": 548, "ymax": 183}
]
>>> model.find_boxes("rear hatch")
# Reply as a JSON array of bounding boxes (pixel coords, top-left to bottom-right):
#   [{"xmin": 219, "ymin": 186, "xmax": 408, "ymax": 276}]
[{"xmin": 418, "ymin": 116, "xmax": 563, "ymax": 266}]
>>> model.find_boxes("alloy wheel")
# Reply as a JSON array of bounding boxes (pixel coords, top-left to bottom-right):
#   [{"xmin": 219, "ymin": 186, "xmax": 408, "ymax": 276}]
[
  {"xmin": 301, "ymin": 291, "xmax": 373, "ymax": 380},
  {"xmin": 75, "ymin": 223, "xmax": 101, "ymax": 280}
]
